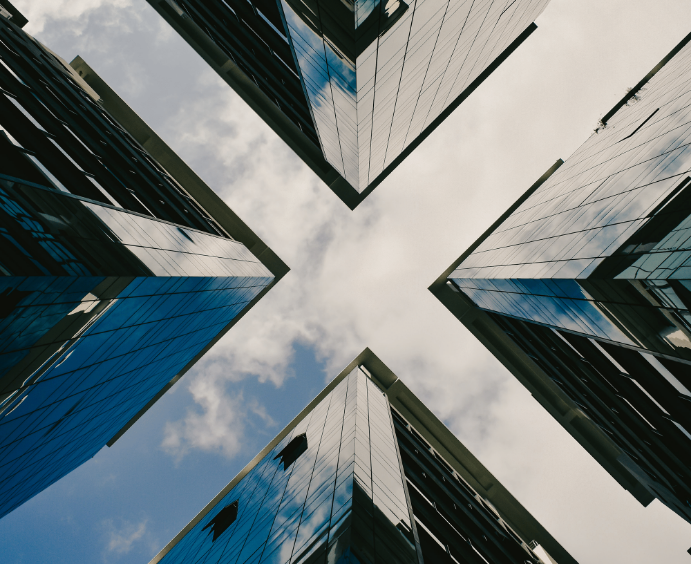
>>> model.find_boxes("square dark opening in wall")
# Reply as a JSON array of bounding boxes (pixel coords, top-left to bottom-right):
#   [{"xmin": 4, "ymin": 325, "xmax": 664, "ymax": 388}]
[
  {"xmin": 202, "ymin": 500, "xmax": 238, "ymax": 542},
  {"xmin": 274, "ymin": 433, "xmax": 307, "ymax": 470},
  {"xmin": 0, "ymin": 288, "xmax": 32, "ymax": 318}
]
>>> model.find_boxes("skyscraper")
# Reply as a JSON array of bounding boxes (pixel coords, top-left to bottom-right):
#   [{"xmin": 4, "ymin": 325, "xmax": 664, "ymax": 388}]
[
  {"xmin": 147, "ymin": 0, "xmax": 550, "ymax": 208},
  {"xmin": 431, "ymin": 31, "xmax": 691, "ymax": 524},
  {"xmin": 0, "ymin": 6, "xmax": 287, "ymax": 519},
  {"xmin": 150, "ymin": 349, "xmax": 574, "ymax": 564}
]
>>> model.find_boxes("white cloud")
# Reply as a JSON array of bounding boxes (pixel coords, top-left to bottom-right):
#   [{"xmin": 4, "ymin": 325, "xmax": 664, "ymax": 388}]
[
  {"xmin": 154, "ymin": 64, "xmax": 529, "ymax": 457},
  {"xmin": 161, "ymin": 375, "xmax": 246, "ymax": 460},
  {"xmin": 103, "ymin": 517, "xmax": 147, "ymax": 556},
  {"xmin": 161, "ymin": 372, "xmax": 277, "ymax": 460},
  {"xmin": 13, "ymin": 0, "xmax": 134, "ymax": 34}
]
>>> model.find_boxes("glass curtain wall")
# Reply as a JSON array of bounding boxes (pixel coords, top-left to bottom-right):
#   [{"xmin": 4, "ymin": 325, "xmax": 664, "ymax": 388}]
[
  {"xmin": 155, "ymin": 367, "xmax": 419, "ymax": 564},
  {"xmin": 0, "ymin": 178, "xmax": 273, "ymax": 518},
  {"xmin": 0, "ymin": 14, "xmax": 275, "ymax": 518},
  {"xmin": 450, "ymin": 36, "xmax": 691, "ymax": 361},
  {"xmin": 282, "ymin": 0, "xmax": 549, "ymax": 191}
]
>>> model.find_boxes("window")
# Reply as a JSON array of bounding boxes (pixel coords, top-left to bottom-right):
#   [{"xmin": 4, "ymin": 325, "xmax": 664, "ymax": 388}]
[
  {"xmin": 0, "ymin": 287, "xmax": 31, "ymax": 318},
  {"xmin": 31, "ymin": 93, "xmax": 60, "ymax": 121},
  {"xmin": 0, "ymin": 120, "xmax": 20, "ymax": 146},
  {"xmin": 274, "ymin": 433, "xmax": 307, "ymax": 470},
  {"xmin": 23, "ymin": 154, "xmax": 69, "ymax": 192},
  {"xmin": 48, "ymin": 138, "xmax": 83, "ymax": 170},
  {"xmin": 671, "ymin": 420, "xmax": 691, "ymax": 442},
  {"xmin": 641, "ymin": 352, "xmax": 691, "ymax": 397},
  {"xmin": 5, "ymin": 93, "xmax": 46, "ymax": 131},
  {"xmin": 620, "ymin": 108, "xmax": 659, "ymax": 142},
  {"xmin": 202, "ymin": 500, "xmax": 238, "ymax": 541},
  {"xmin": 63, "ymin": 124, "xmax": 97, "ymax": 155},
  {"xmin": 126, "ymin": 189, "xmax": 155, "ymax": 216},
  {"xmin": 85, "ymin": 175, "xmax": 121, "ymax": 207},
  {"xmin": 0, "ymin": 57, "xmax": 25, "ymax": 85}
]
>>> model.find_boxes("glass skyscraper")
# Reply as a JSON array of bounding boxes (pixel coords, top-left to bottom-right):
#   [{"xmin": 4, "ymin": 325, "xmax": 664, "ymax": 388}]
[
  {"xmin": 0, "ymin": 9, "xmax": 286, "ymax": 519},
  {"xmin": 147, "ymin": 0, "xmax": 550, "ymax": 208},
  {"xmin": 150, "ymin": 349, "xmax": 574, "ymax": 564},
  {"xmin": 432, "ymin": 31, "xmax": 691, "ymax": 524}
]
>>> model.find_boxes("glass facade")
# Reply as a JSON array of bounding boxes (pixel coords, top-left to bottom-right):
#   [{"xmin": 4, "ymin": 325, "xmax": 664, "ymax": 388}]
[
  {"xmin": 0, "ymin": 15, "xmax": 275, "ymax": 518},
  {"xmin": 486, "ymin": 313, "xmax": 691, "ymax": 523},
  {"xmin": 0, "ymin": 15, "xmax": 227, "ymax": 236},
  {"xmin": 163, "ymin": 0, "xmax": 321, "ymax": 149},
  {"xmin": 152, "ymin": 361, "xmax": 559, "ymax": 564},
  {"xmin": 156, "ymin": 0, "xmax": 549, "ymax": 195},
  {"xmin": 156, "ymin": 367, "xmax": 419, "ymax": 564},
  {"xmin": 390, "ymin": 406, "xmax": 545, "ymax": 564},
  {"xmin": 450, "ymin": 34, "xmax": 691, "ymax": 361},
  {"xmin": 440, "ymin": 32, "xmax": 691, "ymax": 525},
  {"xmin": 0, "ymin": 180, "xmax": 273, "ymax": 520},
  {"xmin": 282, "ymin": 0, "xmax": 549, "ymax": 190}
]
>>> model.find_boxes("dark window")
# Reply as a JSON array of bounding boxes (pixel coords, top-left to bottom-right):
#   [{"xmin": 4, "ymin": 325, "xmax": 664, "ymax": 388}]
[
  {"xmin": 274, "ymin": 433, "xmax": 307, "ymax": 470},
  {"xmin": 202, "ymin": 500, "xmax": 238, "ymax": 541},
  {"xmin": 0, "ymin": 287, "xmax": 31, "ymax": 317}
]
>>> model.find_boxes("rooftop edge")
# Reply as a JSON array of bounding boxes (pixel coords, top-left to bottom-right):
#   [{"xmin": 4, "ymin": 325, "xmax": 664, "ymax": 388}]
[
  {"xmin": 600, "ymin": 30, "xmax": 691, "ymax": 126},
  {"xmin": 0, "ymin": 0, "xmax": 28, "ymax": 28}
]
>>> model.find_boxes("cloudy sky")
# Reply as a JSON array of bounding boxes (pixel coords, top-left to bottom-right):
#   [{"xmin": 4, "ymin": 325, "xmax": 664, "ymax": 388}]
[{"xmin": 2, "ymin": 0, "xmax": 691, "ymax": 562}]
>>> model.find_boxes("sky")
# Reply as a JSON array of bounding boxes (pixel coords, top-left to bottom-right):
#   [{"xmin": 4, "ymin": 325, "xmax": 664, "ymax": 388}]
[{"xmin": 1, "ymin": 0, "xmax": 691, "ymax": 562}]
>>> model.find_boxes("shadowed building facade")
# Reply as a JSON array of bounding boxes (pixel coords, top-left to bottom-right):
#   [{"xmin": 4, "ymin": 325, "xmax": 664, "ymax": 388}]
[
  {"xmin": 0, "ymin": 5, "xmax": 287, "ymax": 519},
  {"xmin": 432, "ymin": 31, "xmax": 691, "ymax": 525},
  {"xmin": 150, "ymin": 349, "xmax": 574, "ymax": 564},
  {"xmin": 146, "ymin": 0, "xmax": 550, "ymax": 208}
]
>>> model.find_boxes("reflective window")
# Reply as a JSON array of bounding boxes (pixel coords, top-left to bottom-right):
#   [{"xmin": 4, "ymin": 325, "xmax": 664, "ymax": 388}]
[
  {"xmin": 0, "ymin": 153, "xmax": 273, "ymax": 521},
  {"xmin": 281, "ymin": 0, "xmax": 549, "ymax": 191},
  {"xmin": 0, "ymin": 19, "xmax": 229, "ymax": 236},
  {"xmin": 450, "ymin": 38, "xmax": 691, "ymax": 361},
  {"xmin": 178, "ymin": 0, "xmax": 549, "ymax": 192},
  {"xmin": 157, "ymin": 368, "xmax": 419, "ymax": 564}
]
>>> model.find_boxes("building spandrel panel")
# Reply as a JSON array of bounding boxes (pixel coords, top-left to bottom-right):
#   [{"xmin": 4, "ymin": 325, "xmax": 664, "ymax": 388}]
[
  {"xmin": 0, "ymin": 7, "xmax": 284, "ymax": 520},
  {"xmin": 150, "ymin": 350, "xmax": 575, "ymax": 564},
  {"xmin": 147, "ymin": 0, "xmax": 550, "ymax": 207}
]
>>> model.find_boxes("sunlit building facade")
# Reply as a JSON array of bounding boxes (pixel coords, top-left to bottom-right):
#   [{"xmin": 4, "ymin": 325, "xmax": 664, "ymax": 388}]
[
  {"xmin": 150, "ymin": 349, "xmax": 573, "ymax": 564},
  {"xmin": 433, "ymin": 31, "xmax": 691, "ymax": 524},
  {"xmin": 0, "ymin": 8, "xmax": 286, "ymax": 519},
  {"xmin": 148, "ymin": 0, "xmax": 550, "ymax": 207}
]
